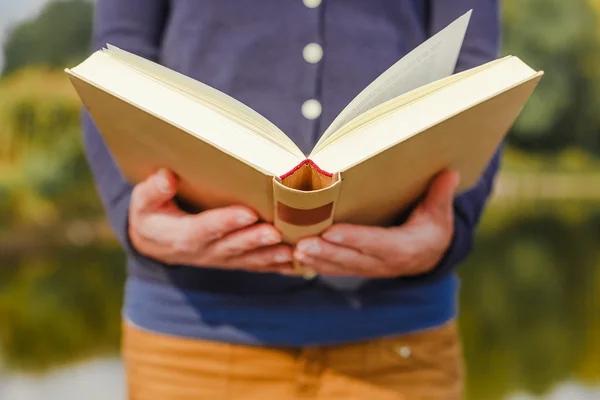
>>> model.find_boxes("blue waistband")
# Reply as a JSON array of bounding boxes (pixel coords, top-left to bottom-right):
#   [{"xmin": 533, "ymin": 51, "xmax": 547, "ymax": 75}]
[{"xmin": 123, "ymin": 273, "xmax": 459, "ymax": 347}]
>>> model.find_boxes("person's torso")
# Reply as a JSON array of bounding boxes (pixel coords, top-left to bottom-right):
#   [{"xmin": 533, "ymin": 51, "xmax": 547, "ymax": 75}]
[
  {"xmin": 132, "ymin": 0, "xmax": 437, "ymax": 298},
  {"xmin": 123, "ymin": 0, "xmax": 460, "ymax": 347}
]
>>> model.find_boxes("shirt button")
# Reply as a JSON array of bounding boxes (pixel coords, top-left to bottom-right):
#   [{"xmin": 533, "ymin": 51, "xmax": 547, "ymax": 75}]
[
  {"xmin": 302, "ymin": 99, "xmax": 322, "ymax": 120},
  {"xmin": 303, "ymin": 0, "xmax": 322, "ymax": 8},
  {"xmin": 303, "ymin": 43, "xmax": 323, "ymax": 64}
]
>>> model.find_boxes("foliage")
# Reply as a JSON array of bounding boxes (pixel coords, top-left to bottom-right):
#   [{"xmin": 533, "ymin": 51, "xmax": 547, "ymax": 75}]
[
  {"xmin": 0, "ymin": 68, "xmax": 105, "ymax": 232},
  {"xmin": 0, "ymin": 245, "xmax": 125, "ymax": 372},
  {"xmin": 459, "ymin": 205, "xmax": 600, "ymax": 399},
  {"xmin": 500, "ymin": 145, "xmax": 600, "ymax": 173},
  {"xmin": 502, "ymin": 0, "xmax": 600, "ymax": 154},
  {"xmin": 1, "ymin": 0, "xmax": 93, "ymax": 77}
]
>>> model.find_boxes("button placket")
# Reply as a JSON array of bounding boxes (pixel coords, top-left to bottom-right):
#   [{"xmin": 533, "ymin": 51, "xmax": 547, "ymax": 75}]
[{"xmin": 301, "ymin": 0, "xmax": 324, "ymax": 128}]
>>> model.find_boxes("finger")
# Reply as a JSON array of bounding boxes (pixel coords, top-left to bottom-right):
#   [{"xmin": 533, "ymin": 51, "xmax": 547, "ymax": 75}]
[
  {"xmin": 128, "ymin": 213, "xmax": 204, "ymax": 264},
  {"xmin": 227, "ymin": 244, "xmax": 294, "ymax": 270},
  {"xmin": 130, "ymin": 168, "xmax": 179, "ymax": 214},
  {"xmin": 208, "ymin": 223, "xmax": 282, "ymax": 258},
  {"xmin": 134, "ymin": 205, "xmax": 259, "ymax": 254},
  {"xmin": 295, "ymin": 238, "xmax": 379, "ymax": 272},
  {"xmin": 188, "ymin": 206, "xmax": 259, "ymax": 244},
  {"xmin": 299, "ymin": 258, "xmax": 351, "ymax": 277},
  {"xmin": 135, "ymin": 212, "xmax": 186, "ymax": 242},
  {"xmin": 294, "ymin": 255, "xmax": 376, "ymax": 277},
  {"xmin": 321, "ymin": 224, "xmax": 394, "ymax": 259},
  {"xmin": 420, "ymin": 170, "xmax": 460, "ymax": 217}
]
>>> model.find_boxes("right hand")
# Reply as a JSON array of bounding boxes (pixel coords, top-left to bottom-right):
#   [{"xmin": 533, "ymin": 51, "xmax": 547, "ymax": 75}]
[{"xmin": 128, "ymin": 168, "xmax": 294, "ymax": 273}]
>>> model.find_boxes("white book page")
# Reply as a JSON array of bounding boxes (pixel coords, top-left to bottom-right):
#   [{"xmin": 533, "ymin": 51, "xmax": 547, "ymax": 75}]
[
  {"xmin": 313, "ymin": 10, "xmax": 472, "ymax": 152},
  {"xmin": 103, "ymin": 45, "xmax": 305, "ymax": 159},
  {"xmin": 70, "ymin": 52, "xmax": 303, "ymax": 177},
  {"xmin": 311, "ymin": 57, "xmax": 537, "ymax": 173}
]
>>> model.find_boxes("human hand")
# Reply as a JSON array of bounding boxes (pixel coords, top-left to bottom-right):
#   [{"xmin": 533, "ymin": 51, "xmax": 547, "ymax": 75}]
[
  {"xmin": 293, "ymin": 170, "xmax": 460, "ymax": 278},
  {"xmin": 129, "ymin": 169, "xmax": 294, "ymax": 273}
]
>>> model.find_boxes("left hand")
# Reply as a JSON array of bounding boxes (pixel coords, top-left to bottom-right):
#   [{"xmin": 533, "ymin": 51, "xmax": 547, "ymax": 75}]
[{"xmin": 293, "ymin": 170, "xmax": 460, "ymax": 278}]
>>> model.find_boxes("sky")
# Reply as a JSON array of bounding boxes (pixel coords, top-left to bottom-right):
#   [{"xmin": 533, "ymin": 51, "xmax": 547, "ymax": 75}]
[{"xmin": 0, "ymin": 0, "xmax": 53, "ymax": 69}]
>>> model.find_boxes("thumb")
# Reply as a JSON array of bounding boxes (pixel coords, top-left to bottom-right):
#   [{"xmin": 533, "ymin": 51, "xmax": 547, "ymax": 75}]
[
  {"xmin": 131, "ymin": 168, "xmax": 179, "ymax": 214},
  {"xmin": 420, "ymin": 170, "xmax": 460, "ymax": 216}
]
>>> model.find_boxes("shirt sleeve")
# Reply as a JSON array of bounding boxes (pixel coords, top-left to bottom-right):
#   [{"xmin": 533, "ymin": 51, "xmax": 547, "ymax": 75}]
[
  {"xmin": 424, "ymin": 0, "xmax": 503, "ymax": 278},
  {"xmin": 82, "ymin": 0, "xmax": 169, "ymax": 269}
]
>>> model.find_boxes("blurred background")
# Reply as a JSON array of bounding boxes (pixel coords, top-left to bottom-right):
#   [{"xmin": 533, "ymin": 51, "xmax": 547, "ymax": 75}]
[{"xmin": 0, "ymin": 0, "xmax": 599, "ymax": 399}]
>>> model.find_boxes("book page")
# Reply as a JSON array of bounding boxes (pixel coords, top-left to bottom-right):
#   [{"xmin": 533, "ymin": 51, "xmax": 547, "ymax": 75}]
[
  {"xmin": 68, "ymin": 52, "xmax": 304, "ymax": 177},
  {"xmin": 312, "ymin": 10, "xmax": 472, "ymax": 153},
  {"xmin": 312, "ymin": 57, "xmax": 509, "ymax": 153},
  {"xmin": 311, "ymin": 57, "xmax": 538, "ymax": 173},
  {"xmin": 104, "ymin": 45, "xmax": 305, "ymax": 160}
]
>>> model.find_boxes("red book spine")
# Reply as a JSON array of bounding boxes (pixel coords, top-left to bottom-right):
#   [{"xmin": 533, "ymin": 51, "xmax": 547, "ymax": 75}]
[{"xmin": 279, "ymin": 159, "xmax": 332, "ymax": 180}]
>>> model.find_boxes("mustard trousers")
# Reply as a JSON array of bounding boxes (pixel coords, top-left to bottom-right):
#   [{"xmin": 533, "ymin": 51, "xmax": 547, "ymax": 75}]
[{"xmin": 123, "ymin": 321, "xmax": 463, "ymax": 400}]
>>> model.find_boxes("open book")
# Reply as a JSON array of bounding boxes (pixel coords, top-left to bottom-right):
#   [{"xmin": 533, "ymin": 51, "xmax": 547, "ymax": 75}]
[{"xmin": 66, "ymin": 11, "xmax": 543, "ymax": 243}]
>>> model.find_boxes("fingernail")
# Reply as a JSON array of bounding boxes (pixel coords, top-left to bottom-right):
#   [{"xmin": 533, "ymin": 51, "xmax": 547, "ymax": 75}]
[
  {"xmin": 297, "ymin": 240, "xmax": 321, "ymax": 255},
  {"xmin": 274, "ymin": 251, "xmax": 291, "ymax": 263},
  {"xmin": 260, "ymin": 234, "xmax": 280, "ymax": 245},
  {"xmin": 236, "ymin": 214, "xmax": 257, "ymax": 225},
  {"xmin": 323, "ymin": 232, "xmax": 343, "ymax": 243},
  {"xmin": 156, "ymin": 169, "xmax": 170, "ymax": 193}
]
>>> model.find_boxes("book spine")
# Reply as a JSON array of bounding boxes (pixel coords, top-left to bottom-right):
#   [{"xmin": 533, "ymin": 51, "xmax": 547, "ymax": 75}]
[{"xmin": 272, "ymin": 173, "xmax": 342, "ymax": 245}]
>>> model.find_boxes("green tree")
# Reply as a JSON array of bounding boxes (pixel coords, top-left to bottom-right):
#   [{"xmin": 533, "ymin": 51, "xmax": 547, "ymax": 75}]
[
  {"xmin": 0, "ymin": 68, "xmax": 105, "ymax": 237},
  {"xmin": 0, "ymin": 245, "xmax": 125, "ymax": 372},
  {"xmin": 1, "ymin": 0, "xmax": 93, "ymax": 77},
  {"xmin": 502, "ymin": 0, "xmax": 600, "ymax": 154}
]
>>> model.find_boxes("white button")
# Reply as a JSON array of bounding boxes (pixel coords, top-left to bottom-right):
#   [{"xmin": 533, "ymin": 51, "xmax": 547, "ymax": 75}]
[
  {"xmin": 303, "ymin": 43, "xmax": 323, "ymax": 64},
  {"xmin": 302, "ymin": 99, "xmax": 322, "ymax": 120},
  {"xmin": 303, "ymin": 0, "xmax": 322, "ymax": 8},
  {"xmin": 395, "ymin": 346, "xmax": 411, "ymax": 359}
]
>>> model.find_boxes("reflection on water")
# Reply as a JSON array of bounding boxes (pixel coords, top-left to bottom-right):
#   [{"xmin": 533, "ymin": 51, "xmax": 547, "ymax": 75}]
[
  {"xmin": 459, "ymin": 202, "xmax": 600, "ymax": 399},
  {"xmin": 0, "ymin": 358, "xmax": 124, "ymax": 400},
  {"xmin": 507, "ymin": 383, "xmax": 600, "ymax": 400},
  {"xmin": 5, "ymin": 360, "xmax": 599, "ymax": 400},
  {"xmin": 0, "ymin": 246, "xmax": 125, "ymax": 372},
  {"xmin": 0, "ymin": 203, "xmax": 599, "ymax": 399}
]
